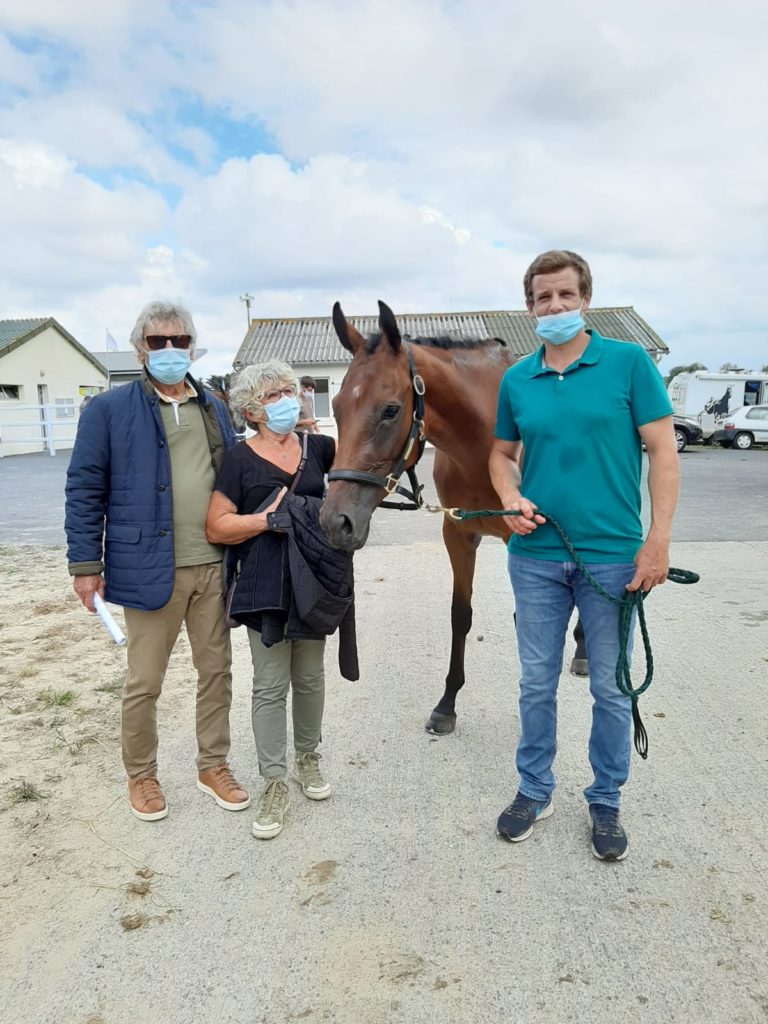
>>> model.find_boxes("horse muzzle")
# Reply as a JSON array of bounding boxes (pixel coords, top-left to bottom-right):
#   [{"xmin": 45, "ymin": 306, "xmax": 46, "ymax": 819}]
[{"xmin": 319, "ymin": 487, "xmax": 374, "ymax": 551}]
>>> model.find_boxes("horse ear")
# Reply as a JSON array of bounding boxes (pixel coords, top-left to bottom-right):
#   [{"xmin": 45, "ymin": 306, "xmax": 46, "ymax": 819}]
[
  {"xmin": 378, "ymin": 300, "xmax": 401, "ymax": 353},
  {"xmin": 332, "ymin": 301, "xmax": 365, "ymax": 354}
]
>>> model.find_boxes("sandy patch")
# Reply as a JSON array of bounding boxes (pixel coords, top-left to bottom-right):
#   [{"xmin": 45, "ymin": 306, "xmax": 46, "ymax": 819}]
[{"xmin": 0, "ymin": 544, "xmax": 191, "ymax": 956}]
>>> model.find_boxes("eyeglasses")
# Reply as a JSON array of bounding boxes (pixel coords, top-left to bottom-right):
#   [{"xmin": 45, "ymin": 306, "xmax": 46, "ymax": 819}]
[
  {"xmin": 260, "ymin": 386, "xmax": 297, "ymax": 403},
  {"xmin": 144, "ymin": 335, "xmax": 193, "ymax": 351}
]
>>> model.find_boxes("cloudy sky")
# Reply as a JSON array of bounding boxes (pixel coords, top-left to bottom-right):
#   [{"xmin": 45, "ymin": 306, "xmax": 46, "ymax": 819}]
[{"xmin": 1, "ymin": 0, "xmax": 766, "ymax": 377}]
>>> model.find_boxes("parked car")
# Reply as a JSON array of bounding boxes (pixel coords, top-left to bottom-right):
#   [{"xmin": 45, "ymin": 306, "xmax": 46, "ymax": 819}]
[
  {"xmin": 672, "ymin": 414, "xmax": 704, "ymax": 453},
  {"xmin": 710, "ymin": 405, "xmax": 768, "ymax": 450}
]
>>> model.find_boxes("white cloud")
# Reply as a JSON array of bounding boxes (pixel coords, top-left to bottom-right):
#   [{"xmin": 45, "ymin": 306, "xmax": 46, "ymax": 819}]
[
  {"xmin": 0, "ymin": 138, "xmax": 73, "ymax": 188},
  {"xmin": 0, "ymin": 139, "xmax": 168, "ymax": 303},
  {"xmin": 0, "ymin": 0, "xmax": 766, "ymax": 377}
]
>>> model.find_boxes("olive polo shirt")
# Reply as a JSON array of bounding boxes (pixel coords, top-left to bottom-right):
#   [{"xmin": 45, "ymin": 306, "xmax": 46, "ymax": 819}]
[
  {"xmin": 493, "ymin": 330, "xmax": 673, "ymax": 563},
  {"xmin": 157, "ymin": 386, "xmax": 223, "ymax": 568}
]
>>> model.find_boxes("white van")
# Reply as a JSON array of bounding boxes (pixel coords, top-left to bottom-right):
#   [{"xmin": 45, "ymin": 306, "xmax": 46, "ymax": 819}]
[{"xmin": 667, "ymin": 371, "xmax": 768, "ymax": 438}]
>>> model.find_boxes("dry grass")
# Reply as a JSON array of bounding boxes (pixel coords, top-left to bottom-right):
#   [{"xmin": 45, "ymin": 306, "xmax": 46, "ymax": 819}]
[
  {"xmin": 95, "ymin": 672, "xmax": 125, "ymax": 698},
  {"xmin": 8, "ymin": 780, "xmax": 47, "ymax": 804}
]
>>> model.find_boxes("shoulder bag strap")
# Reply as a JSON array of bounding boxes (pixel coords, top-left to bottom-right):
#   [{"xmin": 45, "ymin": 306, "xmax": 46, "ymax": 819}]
[{"xmin": 288, "ymin": 431, "xmax": 310, "ymax": 494}]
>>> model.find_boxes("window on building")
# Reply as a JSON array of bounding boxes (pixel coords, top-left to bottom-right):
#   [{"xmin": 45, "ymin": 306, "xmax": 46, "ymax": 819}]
[
  {"xmin": 56, "ymin": 398, "xmax": 75, "ymax": 419},
  {"xmin": 0, "ymin": 385, "xmax": 21, "ymax": 400},
  {"xmin": 313, "ymin": 378, "xmax": 330, "ymax": 418},
  {"xmin": 78, "ymin": 385, "xmax": 105, "ymax": 397}
]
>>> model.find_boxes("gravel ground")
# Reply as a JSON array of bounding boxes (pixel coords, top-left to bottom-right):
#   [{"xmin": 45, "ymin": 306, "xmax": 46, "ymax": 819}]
[
  {"xmin": 1, "ymin": 537, "xmax": 767, "ymax": 1024},
  {"xmin": 1, "ymin": 444, "xmax": 767, "ymax": 1023}
]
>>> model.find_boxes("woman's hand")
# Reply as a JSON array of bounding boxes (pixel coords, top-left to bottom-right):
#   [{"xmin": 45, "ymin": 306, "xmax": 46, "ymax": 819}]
[
  {"xmin": 206, "ymin": 487, "xmax": 288, "ymax": 544},
  {"xmin": 262, "ymin": 486, "xmax": 288, "ymax": 518}
]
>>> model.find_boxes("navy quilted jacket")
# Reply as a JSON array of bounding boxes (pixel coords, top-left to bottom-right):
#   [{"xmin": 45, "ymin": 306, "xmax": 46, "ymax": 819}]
[{"xmin": 65, "ymin": 373, "xmax": 235, "ymax": 611}]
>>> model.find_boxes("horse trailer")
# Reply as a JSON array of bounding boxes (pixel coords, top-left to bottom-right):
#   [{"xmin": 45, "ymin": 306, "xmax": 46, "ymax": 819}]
[{"xmin": 667, "ymin": 371, "xmax": 768, "ymax": 438}]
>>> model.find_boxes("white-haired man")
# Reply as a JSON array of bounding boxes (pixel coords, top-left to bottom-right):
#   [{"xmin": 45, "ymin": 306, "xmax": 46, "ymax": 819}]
[{"xmin": 65, "ymin": 301, "xmax": 250, "ymax": 821}]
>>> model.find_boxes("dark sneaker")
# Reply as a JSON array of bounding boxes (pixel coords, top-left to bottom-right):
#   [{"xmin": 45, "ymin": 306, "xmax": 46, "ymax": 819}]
[
  {"xmin": 589, "ymin": 804, "xmax": 628, "ymax": 861},
  {"xmin": 497, "ymin": 792, "xmax": 553, "ymax": 842}
]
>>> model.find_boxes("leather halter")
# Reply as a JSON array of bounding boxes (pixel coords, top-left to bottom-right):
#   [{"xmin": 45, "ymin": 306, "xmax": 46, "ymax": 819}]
[{"xmin": 327, "ymin": 346, "xmax": 427, "ymax": 511}]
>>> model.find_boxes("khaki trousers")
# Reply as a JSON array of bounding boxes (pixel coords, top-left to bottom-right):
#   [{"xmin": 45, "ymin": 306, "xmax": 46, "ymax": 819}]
[
  {"xmin": 122, "ymin": 563, "xmax": 232, "ymax": 778},
  {"xmin": 247, "ymin": 631, "xmax": 325, "ymax": 778}
]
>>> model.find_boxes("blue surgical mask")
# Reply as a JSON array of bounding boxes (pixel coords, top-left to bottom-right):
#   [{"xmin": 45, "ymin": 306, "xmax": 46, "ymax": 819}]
[
  {"xmin": 147, "ymin": 349, "xmax": 191, "ymax": 384},
  {"xmin": 264, "ymin": 395, "xmax": 300, "ymax": 435},
  {"xmin": 535, "ymin": 305, "xmax": 585, "ymax": 346}
]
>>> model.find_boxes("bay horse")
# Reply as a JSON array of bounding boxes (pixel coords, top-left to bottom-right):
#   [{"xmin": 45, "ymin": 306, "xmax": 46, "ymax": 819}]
[{"xmin": 319, "ymin": 300, "xmax": 587, "ymax": 734}]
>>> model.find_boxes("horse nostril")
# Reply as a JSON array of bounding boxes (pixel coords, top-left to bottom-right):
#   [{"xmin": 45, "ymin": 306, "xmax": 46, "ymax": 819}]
[{"xmin": 338, "ymin": 514, "xmax": 354, "ymax": 541}]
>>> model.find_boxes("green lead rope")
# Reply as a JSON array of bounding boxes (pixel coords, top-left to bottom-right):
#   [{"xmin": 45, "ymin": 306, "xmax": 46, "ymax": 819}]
[{"xmin": 454, "ymin": 507, "xmax": 700, "ymax": 760}]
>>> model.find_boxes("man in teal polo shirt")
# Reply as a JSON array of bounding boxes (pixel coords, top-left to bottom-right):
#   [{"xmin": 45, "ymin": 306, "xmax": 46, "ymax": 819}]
[{"xmin": 489, "ymin": 250, "xmax": 678, "ymax": 861}]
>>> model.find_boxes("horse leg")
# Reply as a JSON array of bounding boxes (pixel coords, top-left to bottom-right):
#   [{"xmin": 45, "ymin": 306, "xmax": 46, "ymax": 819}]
[
  {"xmin": 569, "ymin": 616, "xmax": 589, "ymax": 676},
  {"xmin": 425, "ymin": 524, "xmax": 480, "ymax": 735}
]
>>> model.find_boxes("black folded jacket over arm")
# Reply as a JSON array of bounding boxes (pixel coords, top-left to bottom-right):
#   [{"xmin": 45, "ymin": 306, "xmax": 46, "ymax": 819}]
[{"xmin": 228, "ymin": 493, "xmax": 359, "ymax": 681}]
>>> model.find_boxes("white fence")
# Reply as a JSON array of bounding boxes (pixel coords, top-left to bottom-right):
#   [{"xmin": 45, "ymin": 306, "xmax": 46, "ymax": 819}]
[{"xmin": 0, "ymin": 403, "xmax": 81, "ymax": 458}]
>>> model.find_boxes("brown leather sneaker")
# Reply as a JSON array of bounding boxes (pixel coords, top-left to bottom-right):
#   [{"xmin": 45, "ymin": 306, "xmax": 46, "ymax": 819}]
[
  {"xmin": 197, "ymin": 764, "xmax": 251, "ymax": 811},
  {"xmin": 128, "ymin": 775, "xmax": 168, "ymax": 821}
]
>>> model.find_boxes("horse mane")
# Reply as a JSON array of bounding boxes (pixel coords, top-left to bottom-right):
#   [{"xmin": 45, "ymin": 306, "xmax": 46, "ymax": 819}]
[{"xmin": 364, "ymin": 333, "xmax": 507, "ymax": 354}]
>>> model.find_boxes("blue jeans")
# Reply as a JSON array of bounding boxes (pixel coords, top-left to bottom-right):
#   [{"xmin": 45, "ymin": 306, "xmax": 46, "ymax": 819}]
[{"xmin": 508, "ymin": 552, "xmax": 637, "ymax": 809}]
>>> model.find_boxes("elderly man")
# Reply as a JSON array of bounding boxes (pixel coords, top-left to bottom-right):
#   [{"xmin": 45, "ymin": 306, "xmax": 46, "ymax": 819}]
[
  {"xmin": 65, "ymin": 301, "xmax": 250, "ymax": 821},
  {"xmin": 490, "ymin": 250, "xmax": 678, "ymax": 861}
]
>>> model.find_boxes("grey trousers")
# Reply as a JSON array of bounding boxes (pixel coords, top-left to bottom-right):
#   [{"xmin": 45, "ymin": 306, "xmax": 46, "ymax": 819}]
[{"xmin": 247, "ymin": 630, "xmax": 326, "ymax": 778}]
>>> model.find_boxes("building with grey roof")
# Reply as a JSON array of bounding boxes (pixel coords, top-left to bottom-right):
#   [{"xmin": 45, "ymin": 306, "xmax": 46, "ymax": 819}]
[
  {"xmin": 232, "ymin": 307, "xmax": 668, "ymax": 433},
  {"xmin": 0, "ymin": 318, "xmax": 107, "ymax": 455}
]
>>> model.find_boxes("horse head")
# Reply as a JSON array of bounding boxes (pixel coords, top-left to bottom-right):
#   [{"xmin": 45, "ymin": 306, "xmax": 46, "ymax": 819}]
[{"xmin": 320, "ymin": 301, "xmax": 419, "ymax": 551}]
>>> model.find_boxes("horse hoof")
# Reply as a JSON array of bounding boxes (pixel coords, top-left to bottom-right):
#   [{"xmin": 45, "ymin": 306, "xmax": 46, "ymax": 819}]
[
  {"xmin": 425, "ymin": 711, "xmax": 457, "ymax": 735},
  {"xmin": 570, "ymin": 658, "xmax": 589, "ymax": 677}
]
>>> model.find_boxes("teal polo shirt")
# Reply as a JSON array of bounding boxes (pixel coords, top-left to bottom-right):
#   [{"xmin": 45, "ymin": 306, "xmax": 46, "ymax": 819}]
[{"xmin": 494, "ymin": 330, "xmax": 672, "ymax": 563}]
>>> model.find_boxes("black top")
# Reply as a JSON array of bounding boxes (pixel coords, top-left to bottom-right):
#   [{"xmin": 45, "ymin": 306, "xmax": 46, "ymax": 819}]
[{"xmin": 214, "ymin": 432, "xmax": 336, "ymax": 562}]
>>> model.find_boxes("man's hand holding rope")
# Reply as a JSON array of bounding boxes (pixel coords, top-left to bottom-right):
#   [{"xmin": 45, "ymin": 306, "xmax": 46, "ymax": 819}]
[
  {"xmin": 501, "ymin": 495, "xmax": 545, "ymax": 536},
  {"xmin": 626, "ymin": 531, "xmax": 670, "ymax": 594}
]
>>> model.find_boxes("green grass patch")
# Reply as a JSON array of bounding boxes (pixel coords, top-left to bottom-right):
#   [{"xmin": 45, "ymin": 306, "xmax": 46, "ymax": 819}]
[{"xmin": 38, "ymin": 688, "xmax": 75, "ymax": 708}]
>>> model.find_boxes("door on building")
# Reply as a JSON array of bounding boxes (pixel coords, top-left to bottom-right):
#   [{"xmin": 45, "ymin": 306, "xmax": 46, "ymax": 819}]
[{"xmin": 313, "ymin": 378, "xmax": 330, "ymax": 418}]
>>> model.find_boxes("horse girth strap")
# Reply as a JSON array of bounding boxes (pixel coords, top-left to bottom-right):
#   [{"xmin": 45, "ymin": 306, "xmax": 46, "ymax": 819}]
[
  {"xmin": 327, "ymin": 345, "xmax": 427, "ymax": 510},
  {"xmin": 432, "ymin": 503, "xmax": 700, "ymax": 762}
]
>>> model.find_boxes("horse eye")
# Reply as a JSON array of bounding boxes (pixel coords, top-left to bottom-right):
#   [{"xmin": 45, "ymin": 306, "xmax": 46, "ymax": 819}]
[{"xmin": 381, "ymin": 404, "xmax": 400, "ymax": 421}]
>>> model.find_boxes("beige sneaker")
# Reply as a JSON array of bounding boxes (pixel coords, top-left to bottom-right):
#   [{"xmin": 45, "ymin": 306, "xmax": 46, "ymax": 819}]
[
  {"xmin": 251, "ymin": 778, "xmax": 290, "ymax": 839},
  {"xmin": 293, "ymin": 751, "xmax": 331, "ymax": 801},
  {"xmin": 197, "ymin": 764, "xmax": 251, "ymax": 811},
  {"xmin": 128, "ymin": 775, "xmax": 168, "ymax": 822}
]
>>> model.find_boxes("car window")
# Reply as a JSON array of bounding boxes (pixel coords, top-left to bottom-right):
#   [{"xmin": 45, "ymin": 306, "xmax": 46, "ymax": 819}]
[{"xmin": 746, "ymin": 407, "xmax": 768, "ymax": 420}]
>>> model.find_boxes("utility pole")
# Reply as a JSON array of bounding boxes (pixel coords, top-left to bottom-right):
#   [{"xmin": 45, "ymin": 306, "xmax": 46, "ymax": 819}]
[{"xmin": 239, "ymin": 292, "xmax": 254, "ymax": 330}]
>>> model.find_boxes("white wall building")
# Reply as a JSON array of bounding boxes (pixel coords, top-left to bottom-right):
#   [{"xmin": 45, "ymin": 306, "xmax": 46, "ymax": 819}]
[{"xmin": 0, "ymin": 318, "xmax": 107, "ymax": 456}]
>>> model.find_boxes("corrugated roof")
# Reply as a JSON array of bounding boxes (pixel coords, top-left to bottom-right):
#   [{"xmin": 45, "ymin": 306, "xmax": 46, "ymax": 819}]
[
  {"xmin": 0, "ymin": 318, "xmax": 48, "ymax": 353},
  {"xmin": 234, "ymin": 307, "xmax": 668, "ymax": 367}
]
